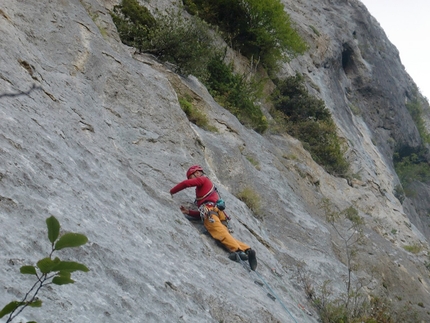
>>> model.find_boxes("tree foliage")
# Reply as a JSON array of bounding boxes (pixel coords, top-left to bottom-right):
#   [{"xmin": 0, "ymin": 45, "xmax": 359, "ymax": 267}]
[
  {"xmin": 205, "ymin": 54, "xmax": 268, "ymax": 133},
  {"xmin": 111, "ymin": 0, "xmax": 156, "ymax": 51},
  {"xmin": 111, "ymin": 0, "xmax": 216, "ymax": 77},
  {"xmin": 0, "ymin": 216, "xmax": 89, "ymax": 323},
  {"xmin": 183, "ymin": 0, "xmax": 307, "ymax": 74},
  {"xmin": 145, "ymin": 11, "xmax": 217, "ymax": 78},
  {"xmin": 111, "ymin": 0, "xmax": 269, "ymax": 132}
]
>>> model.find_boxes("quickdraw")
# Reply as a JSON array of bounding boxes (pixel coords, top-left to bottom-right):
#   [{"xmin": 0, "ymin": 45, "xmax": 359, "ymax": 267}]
[{"xmin": 198, "ymin": 203, "xmax": 217, "ymax": 223}]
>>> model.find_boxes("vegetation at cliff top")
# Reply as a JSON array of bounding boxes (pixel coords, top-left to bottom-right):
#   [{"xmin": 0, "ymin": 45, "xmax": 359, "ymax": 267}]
[
  {"xmin": 182, "ymin": 0, "xmax": 307, "ymax": 76},
  {"xmin": 111, "ymin": 1, "xmax": 215, "ymax": 78},
  {"xmin": 111, "ymin": 0, "xmax": 268, "ymax": 132},
  {"xmin": 111, "ymin": 0, "xmax": 349, "ymax": 175}
]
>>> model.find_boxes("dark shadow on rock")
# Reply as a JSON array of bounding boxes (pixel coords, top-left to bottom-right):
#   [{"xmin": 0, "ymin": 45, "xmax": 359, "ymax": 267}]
[{"xmin": 0, "ymin": 84, "xmax": 41, "ymax": 98}]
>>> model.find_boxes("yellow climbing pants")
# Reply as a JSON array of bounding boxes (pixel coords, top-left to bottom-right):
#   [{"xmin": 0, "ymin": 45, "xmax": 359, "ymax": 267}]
[{"xmin": 202, "ymin": 207, "xmax": 250, "ymax": 252}]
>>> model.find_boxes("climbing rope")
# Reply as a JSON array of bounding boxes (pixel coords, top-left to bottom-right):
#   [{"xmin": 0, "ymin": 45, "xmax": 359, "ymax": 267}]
[
  {"xmin": 233, "ymin": 253, "xmax": 300, "ymax": 323},
  {"xmin": 268, "ymin": 266, "xmax": 313, "ymax": 322}
]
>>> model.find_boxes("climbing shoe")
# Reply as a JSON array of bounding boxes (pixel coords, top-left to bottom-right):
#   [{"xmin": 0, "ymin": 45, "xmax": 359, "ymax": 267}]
[
  {"xmin": 228, "ymin": 252, "xmax": 239, "ymax": 261},
  {"xmin": 246, "ymin": 249, "xmax": 257, "ymax": 271},
  {"xmin": 228, "ymin": 251, "xmax": 248, "ymax": 261},
  {"xmin": 238, "ymin": 251, "xmax": 248, "ymax": 261}
]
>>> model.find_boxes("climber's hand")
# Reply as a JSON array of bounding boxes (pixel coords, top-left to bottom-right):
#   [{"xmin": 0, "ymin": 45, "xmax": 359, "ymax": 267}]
[{"xmin": 180, "ymin": 206, "xmax": 189, "ymax": 215}]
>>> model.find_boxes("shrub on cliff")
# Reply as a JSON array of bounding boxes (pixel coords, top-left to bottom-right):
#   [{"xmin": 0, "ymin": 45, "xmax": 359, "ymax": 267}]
[
  {"xmin": 393, "ymin": 147, "xmax": 430, "ymax": 199},
  {"xmin": 393, "ymin": 86, "xmax": 430, "ymax": 196},
  {"xmin": 272, "ymin": 74, "xmax": 349, "ymax": 176},
  {"xmin": 205, "ymin": 54, "xmax": 268, "ymax": 133},
  {"xmin": 405, "ymin": 88, "xmax": 430, "ymax": 144},
  {"xmin": 183, "ymin": 0, "xmax": 307, "ymax": 75},
  {"xmin": 392, "ymin": 88, "xmax": 430, "ymax": 198},
  {"xmin": 179, "ymin": 95, "xmax": 217, "ymax": 132},
  {"xmin": 144, "ymin": 12, "xmax": 216, "ymax": 78},
  {"xmin": 111, "ymin": 0, "xmax": 156, "ymax": 51},
  {"xmin": 111, "ymin": 0, "xmax": 216, "ymax": 77},
  {"xmin": 111, "ymin": 1, "xmax": 268, "ymax": 132}
]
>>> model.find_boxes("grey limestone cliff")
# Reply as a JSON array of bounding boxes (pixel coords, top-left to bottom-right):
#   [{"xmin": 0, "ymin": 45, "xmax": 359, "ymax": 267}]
[{"xmin": 1, "ymin": 0, "xmax": 430, "ymax": 322}]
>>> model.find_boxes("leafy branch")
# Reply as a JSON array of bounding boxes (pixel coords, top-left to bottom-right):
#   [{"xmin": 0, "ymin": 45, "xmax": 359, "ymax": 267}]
[{"xmin": 0, "ymin": 216, "xmax": 89, "ymax": 323}]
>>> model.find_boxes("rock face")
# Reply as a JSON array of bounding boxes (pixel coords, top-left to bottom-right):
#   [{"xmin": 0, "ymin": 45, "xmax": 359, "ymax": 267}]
[
  {"xmin": 285, "ymin": 0, "xmax": 422, "ymax": 162},
  {"xmin": 1, "ymin": 0, "xmax": 430, "ymax": 322}
]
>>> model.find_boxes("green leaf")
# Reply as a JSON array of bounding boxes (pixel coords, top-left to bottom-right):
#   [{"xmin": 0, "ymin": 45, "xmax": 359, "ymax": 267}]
[
  {"xmin": 46, "ymin": 216, "xmax": 60, "ymax": 244},
  {"xmin": 20, "ymin": 265, "xmax": 37, "ymax": 275},
  {"xmin": 0, "ymin": 301, "xmax": 22, "ymax": 318},
  {"xmin": 52, "ymin": 261, "xmax": 89, "ymax": 273},
  {"xmin": 52, "ymin": 276, "xmax": 75, "ymax": 285},
  {"xmin": 57, "ymin": 271, "xmax": 71, "ymax": 279},
  {"xmin": 28, "ymin": 299, "xmax": 42, "ymax": 308},
  {"xmin": 37, "ymin": 257, "xmax": 60, "ymax": 274},
  {"xmin": 55, "ymin": 233, "xmax": 88, "ymax": 250}
]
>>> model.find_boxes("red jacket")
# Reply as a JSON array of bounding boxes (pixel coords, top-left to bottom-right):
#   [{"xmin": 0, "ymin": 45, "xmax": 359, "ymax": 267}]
[{"xmin": 170, "ymin": 176, "xmax": 219, "ymax": 218}]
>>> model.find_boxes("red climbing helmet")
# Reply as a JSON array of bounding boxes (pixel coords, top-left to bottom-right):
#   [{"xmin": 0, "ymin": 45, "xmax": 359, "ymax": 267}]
[{"xmin": 186, "ymin": 165, "xmax": 204, "ymax": 179}]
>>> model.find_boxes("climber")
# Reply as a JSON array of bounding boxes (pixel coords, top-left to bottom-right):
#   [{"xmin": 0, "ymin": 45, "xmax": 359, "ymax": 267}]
[{"xmin": 170, "ymin": 165, "xmax": 257, "ymax": 270}]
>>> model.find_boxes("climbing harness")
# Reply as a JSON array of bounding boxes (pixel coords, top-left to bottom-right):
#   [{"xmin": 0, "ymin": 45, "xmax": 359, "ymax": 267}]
[
  {"xmin": 198, "ymin": 203, "xmax": 234, "ymax": 233},
  {"xmin": 232, "ymin": 252, "xmax": 300, "ymax": 323},
  {"xmin": 198, "ymin": 203, "xmax": 217, "ymax": 223},
  {"xmin": 197, "ymin": 185, "xmax": 233, "ymax": 232},
  {"xmin": 195, "ymin": 185, "xmax": 226, "ymax": 210}
]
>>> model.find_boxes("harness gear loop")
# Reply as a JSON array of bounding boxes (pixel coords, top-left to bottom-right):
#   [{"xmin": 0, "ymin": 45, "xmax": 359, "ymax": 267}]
[
  {"xmin": 199, "ymin": 204, "xmax": 215, "ymax": 223},
  {"xmin": 199, "ymin": 203, "xmax": 227, "ymax": 225}
]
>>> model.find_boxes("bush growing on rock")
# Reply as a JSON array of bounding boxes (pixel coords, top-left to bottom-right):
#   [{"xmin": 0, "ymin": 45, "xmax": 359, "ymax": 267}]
[
  {"xmin": 183, "ymin": 0, "xmax": 307, "ymax": 75},
  {"xmin": 111, "ymin": 0, "xmax": 216, "ymax": 77},
  {"xmin": 111, "ymin": 0, "xmax": 156, "ymax": 51},
  {"xmin": 272, "ymin": 74, "xmax": 349, "ymax": 176},
  {"xmin": 206, "ymin": 54, "xmax": 268, "ymax": 133},
  {"xmin": 393, "ymin": 146, "xmax": 430, "ymax": 198},
  {"xmin": 405, "ymin": 87, "xmax": 430, "ymax": 144},
  {"xmin": 393, "ymin": 88, "xmax": 430, "ymax": 198},
  {"xmin": 144, "ymin": 11, "xmax": 216, "ymax": 78},
  {"xmin": 298, "ymin": 200, "xmax": 419, "ymax": 323},
  {"xmin": 111, "ymin": 0, "xmax": 268, "ymax": 133}
]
